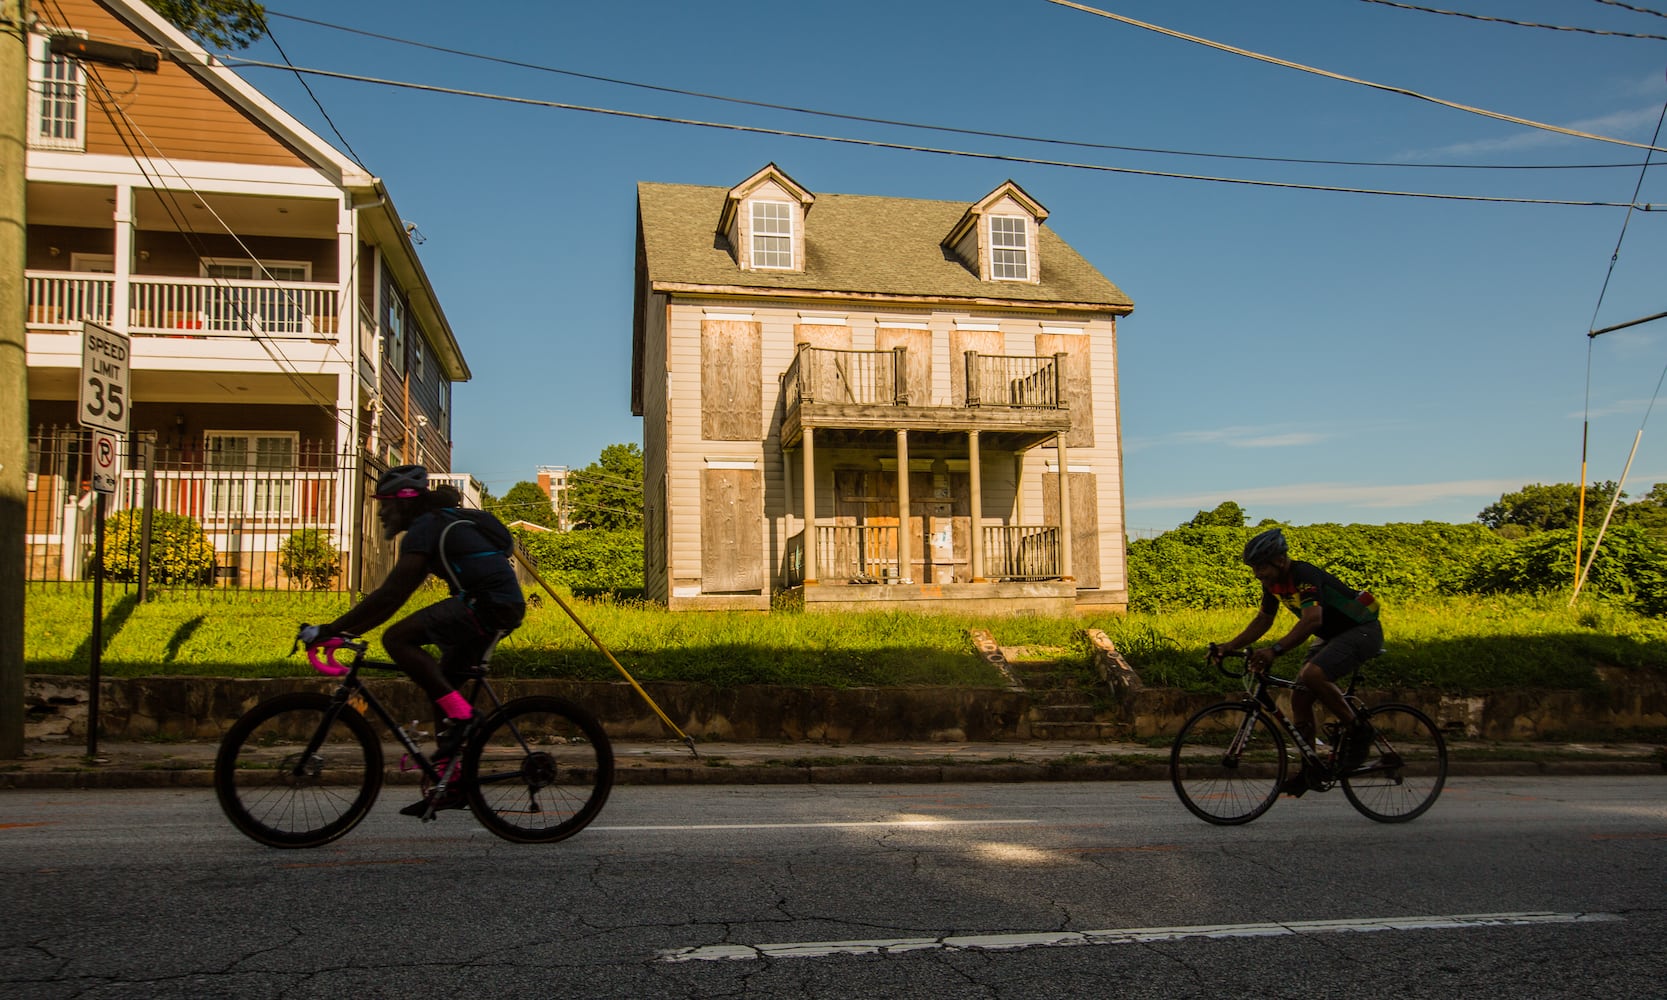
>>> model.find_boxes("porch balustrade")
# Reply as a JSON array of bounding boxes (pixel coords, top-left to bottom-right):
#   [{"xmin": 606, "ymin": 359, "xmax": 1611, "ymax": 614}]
[{"xmin": 25, "ymin": 270, "xmax": 339, "ymax": 338}]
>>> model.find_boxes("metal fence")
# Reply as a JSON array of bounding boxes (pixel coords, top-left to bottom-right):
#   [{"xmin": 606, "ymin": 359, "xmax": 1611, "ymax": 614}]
[{"xmin": 25, "ymin": 425, "xmax": 361, "ymax": 595}]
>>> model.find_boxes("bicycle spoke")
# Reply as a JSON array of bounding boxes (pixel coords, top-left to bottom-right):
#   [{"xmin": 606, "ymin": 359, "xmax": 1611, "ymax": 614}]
[
  {"xmin": 1170, "ymin": 702, "xmax": 1286, "ymax": 825},
  {"xmin": 464, "ymin": 696, "xmax": 613, "ymax": 844},
  {"xmin": 1340, "ymin": 704, "xmax": 1447, "ymax": 823}
]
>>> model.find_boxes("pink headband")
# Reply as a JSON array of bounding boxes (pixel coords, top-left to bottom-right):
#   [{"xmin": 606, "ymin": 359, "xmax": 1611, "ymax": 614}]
[{"xmin": 373, "ymin": 488, "xmax": 423, "ymax": 500}]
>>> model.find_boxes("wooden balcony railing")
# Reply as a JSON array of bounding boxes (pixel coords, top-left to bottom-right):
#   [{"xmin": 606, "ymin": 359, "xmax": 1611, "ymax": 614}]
[
  {"xmin": 24, "ymin": 270, "xmax": 339, "ymax": 339},
  {"xmin": 818, "ymin": 525, "xmax": 900, "ymax": 583},
  {"xmin": 965, "ymin": 352, "xmax": 1063, "ymax": 409},
  {"xmin": 782, "ymin": 345, "xmax": 906, "ymax": 418},
  {"xmin": 784, "ymin": 523, "xmax": 1061, "ymax": 585}
]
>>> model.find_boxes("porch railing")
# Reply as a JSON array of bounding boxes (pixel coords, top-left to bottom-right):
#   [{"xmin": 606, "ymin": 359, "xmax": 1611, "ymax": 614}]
[
  {"xmin": 817, "ymin": 525, "xmax": 901, "ymax": 583},
  {"xmin": 965, "ymin": 352, "xmax": 1063, "ymax": 409},
  {"xmin": 24, "ymin": 270, "xmax": 338, "ymax": 338},
  {"xmin": 782, "ymin": 345, "xmax": 906, "ymax": 417},
  {"xmin": 982, "ymin": 524, "xmax": 1061, "ymax": 580}
]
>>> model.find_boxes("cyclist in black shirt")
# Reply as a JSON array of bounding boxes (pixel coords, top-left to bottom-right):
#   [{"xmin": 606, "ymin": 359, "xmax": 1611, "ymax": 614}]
[
  {"xmin": 300, "ymin": 464, "xmax": 526, "ymax": 813},
  {"xmin": 1210, "ymin": 527, "xmax": 1383, "ymax": 796}
]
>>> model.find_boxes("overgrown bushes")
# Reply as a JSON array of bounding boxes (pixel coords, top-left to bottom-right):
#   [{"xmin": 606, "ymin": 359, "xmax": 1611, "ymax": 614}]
[
  {"xmin": 101, "ymin": 510, "xmax": 216, "ymax": 584},
  {"xmin": 1127, "ymin": 520, "xmax": 1667, "ymax": 617},
  {"xmin": 514, "ymin": 527, "xmax": 644, "ymax": 596}
]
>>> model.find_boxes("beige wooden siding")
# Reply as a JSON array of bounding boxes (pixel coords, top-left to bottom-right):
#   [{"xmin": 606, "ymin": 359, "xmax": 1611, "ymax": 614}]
[
  {"xmin": 641, "ymin": 294, "xmax": 671, "ymax": 603},
  {"xmin": 949, "ymin": 328, "xmax": 1005, "ymax": 406},
  {"xmin": 1036, "ymin": 332, "xmax": 1094, "ymax": 448},
  {"xmin": 50, "ymin": 0, "xmax": 310, "ymax": 167},
  {"xmin": 702, "ymin": 468, "xmax": 764, "ymax": 591},
  {"xmin": 1043, "ymin": 471, "xmax": 1101, "ymax": 588},
  {"xmin": 875, "ymin": 327, "xmax": 931, "ymax": 406},
  {"xmin": 701, "ymin": 320, "xmax": 762, "ymax": 440}
]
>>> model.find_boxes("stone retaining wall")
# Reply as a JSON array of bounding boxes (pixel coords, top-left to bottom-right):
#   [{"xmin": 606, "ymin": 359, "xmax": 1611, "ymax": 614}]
[{"xmin": 24, "ymin": 670, "xmax": 1667, "ymax": 743}]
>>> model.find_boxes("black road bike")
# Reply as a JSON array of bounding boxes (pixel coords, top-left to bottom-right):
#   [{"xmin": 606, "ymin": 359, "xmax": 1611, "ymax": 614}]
[
  {"xmin": 214, "ymin": 636, "xmax": 614, "ymax": 848},
  {"xmin": 1169, "ymin": 647, "xmax": 1447, "ymax": 825}
]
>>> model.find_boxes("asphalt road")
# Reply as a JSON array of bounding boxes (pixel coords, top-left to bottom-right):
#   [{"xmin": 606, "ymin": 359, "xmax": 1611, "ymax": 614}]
[{"xmin": 1, "ymin": 777, "xmax": 1662, "ymax": 999}]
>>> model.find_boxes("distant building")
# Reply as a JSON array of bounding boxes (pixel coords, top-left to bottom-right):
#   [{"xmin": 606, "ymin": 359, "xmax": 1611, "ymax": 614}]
[{"xmin": 536, "ymin": 465, "xmax": 571, "ymax": 531}]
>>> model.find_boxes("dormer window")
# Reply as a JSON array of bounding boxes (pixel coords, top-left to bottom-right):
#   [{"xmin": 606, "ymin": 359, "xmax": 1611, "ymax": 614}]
[
  {"xmin": 751, "ymin": 201, "xmax": 794, "ymax": 270},
  {"xmin": 990, "ymin": 216, "xmax": 1029, "ymax": 281}
]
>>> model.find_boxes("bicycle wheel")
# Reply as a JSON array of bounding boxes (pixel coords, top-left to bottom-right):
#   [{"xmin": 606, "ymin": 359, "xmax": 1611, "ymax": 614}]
[
  {"xmin": 214, "ymin": 692, "xmax": 384, "ymax": 849},
  {"xmin": 1170, "ymin": 701, "xmax": 1288, "ymax": 825},
  {"xmin": 462, "ymin": 695, "xmax": 614, "ymax": 844},
  {"xmin": 1340, "ymin": 703, "xmax": 1447, "ymax": 823}
]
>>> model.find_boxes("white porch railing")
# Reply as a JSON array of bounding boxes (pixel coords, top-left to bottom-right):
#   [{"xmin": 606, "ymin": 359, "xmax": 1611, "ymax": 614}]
[{"xmin": 24, "ymin": 270, "xmax": 339, "ymax": 339}]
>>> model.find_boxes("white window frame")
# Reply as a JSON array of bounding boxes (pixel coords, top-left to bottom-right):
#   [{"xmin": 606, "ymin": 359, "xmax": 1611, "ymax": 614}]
[
  {"xmin": 198, "ymin": 258, "xmax": 312, "ymax": 333},
  {"xmin": 71, "ymin": 253, "xmax": 114, "ymax": 274},
  {"xmin": 412, "ymin": 332, "xmax": 426, "ymax": 384},
  {"xmin": 203, "ymin": 431, "xmax": 300, "ymax": 520},
  {"xmin": 750, "ymin": 200, "xmax": 794, "ymax": 270},
  {"xmin": 989, "ymin": 215, "xmax": 1030, "ymax": 281},
  {"xmin": 29, "ymin": 32, "xmax": 86, "ymax": 152}
]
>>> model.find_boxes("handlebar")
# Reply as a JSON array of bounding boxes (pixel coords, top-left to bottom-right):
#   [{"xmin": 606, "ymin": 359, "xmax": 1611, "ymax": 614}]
[
  {"xmin": 1207, "ymin": 643, "xmax": 1255, "ymax": 679},
  {"xmin": 293, "ymin": 625, "xmax": 369, "ymax": 676}
]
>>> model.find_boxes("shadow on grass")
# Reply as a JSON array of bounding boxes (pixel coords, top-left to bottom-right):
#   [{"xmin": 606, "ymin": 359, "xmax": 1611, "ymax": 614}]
[
  {"xmin": 65, "ymin": 591, "xmax": 141, "ymax": 670},
  {"xmin": 163, "ymin": 615, "xmax": 206, "ymax": 664}
]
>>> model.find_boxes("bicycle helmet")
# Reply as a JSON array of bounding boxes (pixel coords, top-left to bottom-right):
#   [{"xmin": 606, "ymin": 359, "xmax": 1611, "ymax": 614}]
[
  {"xmin": 1242, "ymin": 527, "xmax": 1288, "ymax": 566},
  {"xmin": 374, "ymin": 464, "xmax": 429, "ymax": 500}
]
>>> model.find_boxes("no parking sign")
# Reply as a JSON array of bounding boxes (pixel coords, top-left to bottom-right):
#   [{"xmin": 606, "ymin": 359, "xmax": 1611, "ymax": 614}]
[{"xmin": 91, "ymin": 429, "xmax": 123, "ymax": 495}]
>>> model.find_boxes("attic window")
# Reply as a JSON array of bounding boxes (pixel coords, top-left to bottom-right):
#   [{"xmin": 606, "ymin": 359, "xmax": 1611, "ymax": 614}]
[
  {"xmin": 751, "ymin": 201, "xmax": 793, "ymax": 270},
  {"xmin": 990, "ymin": 216, "xmax": 1029, "ymax": 280}
]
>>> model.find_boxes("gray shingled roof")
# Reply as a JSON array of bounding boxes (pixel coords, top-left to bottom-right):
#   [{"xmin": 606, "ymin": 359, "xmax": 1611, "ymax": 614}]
[{"xmin": 636, "ymin": 182, "xmax": 1134, "ymax": 309}]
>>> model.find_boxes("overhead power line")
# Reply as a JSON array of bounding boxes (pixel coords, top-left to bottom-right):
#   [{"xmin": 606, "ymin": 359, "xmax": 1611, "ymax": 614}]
[
  {"xmin": 261, "ymin": 8, "xmax": 1654, "ymax": 173},
  {"xmin": 1357, "ymin": 0, "xmax": 1667, "ymax": 40},
  {"xmin": 1046, "ymin": 0, "xmax": 1667, "ymax": 154},
  {"xmin": 205, "ymin": 55, "xmax": 1655, "ymax": 208},
  {"xmin": 1592, "ymin": 0, "xmax": 1667, "ymax": 22}
]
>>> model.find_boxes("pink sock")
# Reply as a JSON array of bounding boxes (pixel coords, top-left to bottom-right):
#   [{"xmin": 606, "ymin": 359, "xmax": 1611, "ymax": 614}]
[{"xmin": 436, "ymin": 690, "xmax": 472, "ymax": 720}]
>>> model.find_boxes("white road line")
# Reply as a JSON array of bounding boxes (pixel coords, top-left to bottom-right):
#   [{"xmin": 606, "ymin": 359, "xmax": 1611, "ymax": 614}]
[
  {"xmin": 591, "ymin": 819, "xmax": 1040, "ymax": 832},
  {"xmin": 659, "ymin": 911, "xmax": 1621, "ymax": 963}
]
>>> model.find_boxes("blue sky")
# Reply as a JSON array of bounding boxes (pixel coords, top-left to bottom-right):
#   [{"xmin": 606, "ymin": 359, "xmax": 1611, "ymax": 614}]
[{"xmin": 222, "ymin": 0, "xmax": 1667, "ymax": 532}]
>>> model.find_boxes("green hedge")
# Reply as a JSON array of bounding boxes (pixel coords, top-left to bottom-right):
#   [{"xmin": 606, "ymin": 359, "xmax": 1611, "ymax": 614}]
[
  {"xmin": 515, "ymin": 527, "xmax": 644, "ymax": 595},
  {"xmin": 102, "ymin": 510, "xmax": 216, "ymax": 585}
]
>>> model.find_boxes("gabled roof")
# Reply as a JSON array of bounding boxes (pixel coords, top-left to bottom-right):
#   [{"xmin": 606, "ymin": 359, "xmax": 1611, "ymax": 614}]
[
  {"xmin": 637, "ymin": 181, "xmax": 1133, "ymax": 309},
  {"xmin": 716, "ymin": 163, "xmax": 815, "ymax": 234},
  {"xmin": 943, "ymin": 180, "xmax": 1050, "ymax": 249}
]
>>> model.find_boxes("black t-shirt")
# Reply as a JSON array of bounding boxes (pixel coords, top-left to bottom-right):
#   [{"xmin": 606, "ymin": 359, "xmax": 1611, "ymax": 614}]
[
  {"xmin": 1259, "ymin": 560, "xmax": 1380, "ymax": 640},
  {"xmin": 399, "ymin": 508, "xmax": 524, "ymax": 611}
]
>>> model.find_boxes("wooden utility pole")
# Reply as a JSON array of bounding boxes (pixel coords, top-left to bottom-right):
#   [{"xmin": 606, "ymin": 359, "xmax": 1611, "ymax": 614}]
[{"xmin": 1, "ymin": 0, "xmax": 31, "ymax": 760}]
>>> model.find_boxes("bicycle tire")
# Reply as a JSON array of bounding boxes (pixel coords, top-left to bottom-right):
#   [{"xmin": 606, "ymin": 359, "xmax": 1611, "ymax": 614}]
[
  {"xmin": 1340, "ymin": 703, "xmax": 1447, "ymax": 823},
  {"xmin": 1170, "ymin": 701, "xmax": 1288, "ymax": 825},
  {"xmin": 462, "ymin": 695, "xmax": 614, "ymax": 844},
  {"xmin": 214, "ymin": 691, "xmax": 384, "ymax": 849}
]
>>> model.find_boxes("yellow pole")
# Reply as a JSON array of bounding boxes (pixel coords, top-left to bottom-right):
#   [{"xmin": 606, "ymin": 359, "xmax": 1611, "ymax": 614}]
[{"xmin": 512, "ymin": 548, "xmax": 698, "ymax": 757}]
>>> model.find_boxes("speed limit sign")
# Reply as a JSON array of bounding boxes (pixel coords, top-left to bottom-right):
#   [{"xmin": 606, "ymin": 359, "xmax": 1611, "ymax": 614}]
[{"xmin": 79, "ymin": 321, "xmax": 131, "ymax": 435}]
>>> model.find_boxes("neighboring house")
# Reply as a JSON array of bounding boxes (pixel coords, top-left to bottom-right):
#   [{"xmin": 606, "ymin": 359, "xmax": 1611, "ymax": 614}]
[
  {"xmin": 22, "ymin": 0, "xmax": 467, "ymax": 590},
  {"xmin": 632, "ymin": 164, "xmax": 1135, "ymax": 614}
]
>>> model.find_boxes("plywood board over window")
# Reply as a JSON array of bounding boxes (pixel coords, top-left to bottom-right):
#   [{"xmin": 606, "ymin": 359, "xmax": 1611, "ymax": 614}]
[
  {"xmin": 702, "ymin": 468, "xmax": 764, "ymax": 592},
  {"xmin": 876, "ymin": 327, "xmax": 932, "ymax": 406},
  {"xmin": 702, "ymin": 320, "xmax": 762, "ymax": 440},
  {"xmin": 950, "ymin": 329, "xmax": 1005, "ymax": 406},
  {"xmin": 1043, "ymin": 471, "xmax": 1101, "ymax": 588},
  {"xmin": 1036, "ymin": 333, "xmax": 1094, "ymax": 447}
]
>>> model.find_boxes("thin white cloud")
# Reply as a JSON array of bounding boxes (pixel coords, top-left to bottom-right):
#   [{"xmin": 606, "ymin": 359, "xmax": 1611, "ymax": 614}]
[
  {"xmin": 1128, "ymin": 424, "xmax": 1325, "ymax": 451},
  {"xmin": 1401, "ymin": 105, "xmax": 1665, "ymax": 160},
  {"xmin": 1126, "ymin": 478, "xmax": 1531, "ymax": 511}
]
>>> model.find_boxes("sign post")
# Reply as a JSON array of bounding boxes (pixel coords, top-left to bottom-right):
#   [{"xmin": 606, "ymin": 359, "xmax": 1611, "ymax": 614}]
[{"xmin": 79, "ymin": 323, "xmax": 130, "ymax": 758}]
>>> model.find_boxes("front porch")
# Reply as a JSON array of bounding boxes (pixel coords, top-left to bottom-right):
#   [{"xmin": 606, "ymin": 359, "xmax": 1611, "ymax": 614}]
[{"xmin": 786, "ymin": 579, "xmax": 1079, "ymax": 616}]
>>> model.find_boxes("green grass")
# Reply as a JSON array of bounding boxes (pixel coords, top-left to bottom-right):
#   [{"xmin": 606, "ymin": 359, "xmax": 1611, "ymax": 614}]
[{"xmin": 23, "ymin": 584, "xmax": 1667, "ymax": 693}]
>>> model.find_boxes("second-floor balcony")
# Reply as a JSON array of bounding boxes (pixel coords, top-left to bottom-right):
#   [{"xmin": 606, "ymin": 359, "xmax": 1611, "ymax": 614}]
[
  {"xmin": 779, "ymin": 345, "xmax": 1070, "ymax": 450},
  {"xmin": 26, "ymin": 270, "xmax": 340, "ymax": 339}
]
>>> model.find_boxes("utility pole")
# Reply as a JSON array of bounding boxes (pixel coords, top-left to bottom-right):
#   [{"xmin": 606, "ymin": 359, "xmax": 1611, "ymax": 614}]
[{"xmin": 1, "ymin": 0, "xmax": 31, "ymax": 760}]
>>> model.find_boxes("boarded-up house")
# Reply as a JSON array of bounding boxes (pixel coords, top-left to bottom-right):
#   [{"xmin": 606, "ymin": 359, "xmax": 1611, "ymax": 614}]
[{"xmin": 632, "ymin": 164, "xmax": 1135, "ymax": 613}]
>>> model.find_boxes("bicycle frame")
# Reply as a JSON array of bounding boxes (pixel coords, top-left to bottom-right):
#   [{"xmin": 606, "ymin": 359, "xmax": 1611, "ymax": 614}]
[
  {"xmin": 293, "ymin": 639, "xmax": 507, "ymax": 792},
  {"xmin": 1217, "ymin": 650, "xmax": 1366, "ymax": 789}
]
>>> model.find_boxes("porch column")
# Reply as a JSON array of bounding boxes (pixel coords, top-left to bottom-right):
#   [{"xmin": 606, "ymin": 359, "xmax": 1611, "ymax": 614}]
[
  {"xmin": 896, "ymin": 429, "xmax": 911, "ymax": 583},
  {"xmin": 1056, "ymin": 433, "xmax": 1074, "ymax": 582},
  {"xmin": 112, "ymin": 185, "xmax": 133, "ymax": 334},
  {"xmin": 968, "ymin": 429, "xmax": 985, "ymax": 581},
  {"xmin": 800, "ymin": 426, "xmax": 816, "ymax": 585},
  {"xmin": 336, "ymin": 199, "xmax": 360, "ymax": 585}
]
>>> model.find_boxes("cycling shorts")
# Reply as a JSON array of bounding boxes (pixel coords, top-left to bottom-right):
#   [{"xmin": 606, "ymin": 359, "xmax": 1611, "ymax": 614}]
[
  {"xmin": 1306, "ymin": 619, "xmax": 1383, "ymax": 681},
  {"xmin": 403, "ymin": 596, "xmax": 524, "ymax": 679}
]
